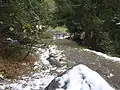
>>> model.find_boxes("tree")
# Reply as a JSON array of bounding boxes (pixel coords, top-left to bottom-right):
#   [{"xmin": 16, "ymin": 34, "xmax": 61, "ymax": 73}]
[
  {"xmin": 0, "ymin": 0, "xmax": 54, "ymax": 59},
  {"xmin": 55, "ymin": 0, "xmax": 120, "ymax": 56}
]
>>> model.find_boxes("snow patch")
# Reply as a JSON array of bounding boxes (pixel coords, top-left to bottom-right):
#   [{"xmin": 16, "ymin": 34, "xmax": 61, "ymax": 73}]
[
  {"xmin": 116, "ymin": 22, "xmax": 120, "ymax": 25},
  {"xmin": 45, "ymin": 64, "xmax": 115, "ymax": 90},
  {"xmin": 84, "ymin": 49, "xmax": 120, "ymax": 62},
  {"xmin": 0, "ymin": 74, "xmax": 4, "ymax": 79},
  {"xmin": 0, "ymin": 73, "xmax": 55, "ymax": 90},
  {"xmin": 0, "ymin": 45, "xmax": 67, "ymax": 90},
  {"xmin": 39, "ymin": 45, "xmax": 66, "ymax": 67}
]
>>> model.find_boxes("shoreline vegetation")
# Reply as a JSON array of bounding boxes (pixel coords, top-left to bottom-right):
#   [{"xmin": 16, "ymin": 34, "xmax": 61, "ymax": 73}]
[{"xmin": 0, "ymin": 53, "xmax": 37, "ymax": 79}]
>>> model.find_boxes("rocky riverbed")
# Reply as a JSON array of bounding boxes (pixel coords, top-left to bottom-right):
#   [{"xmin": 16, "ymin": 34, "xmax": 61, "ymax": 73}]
[
  {"xmin": 55, "ymin": 39, "xmax": 120, "ymax": 90},
  {"xmin": 0, "ymin": 45, "xmax": 69, "ymax": 90},
  {"xmin": 0, "ymin": 39, "xmax": 120, "ymax": 90}
]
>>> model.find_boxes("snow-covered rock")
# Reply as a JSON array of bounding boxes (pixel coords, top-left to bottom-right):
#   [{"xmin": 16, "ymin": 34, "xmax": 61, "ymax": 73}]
[
  {"xmin": 45, "ymin": 64, "xmax": 115, "ymax": 90},
  {"xmin": 83, "ymin": 49, "xmax": 120, "ymax": 62},
  {"xmin": 40, "ymin": 45, "xmax": 66, "ymax": 67},
  {"xmin": 0, "ymin": 74, "xmax": 4, "ymax": 79}
]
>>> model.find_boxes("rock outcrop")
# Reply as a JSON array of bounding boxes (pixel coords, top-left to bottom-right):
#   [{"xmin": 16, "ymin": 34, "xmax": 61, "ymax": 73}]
[{"xmin": 45, "ymin": 64, "xmax": 115, "ymax": 90}]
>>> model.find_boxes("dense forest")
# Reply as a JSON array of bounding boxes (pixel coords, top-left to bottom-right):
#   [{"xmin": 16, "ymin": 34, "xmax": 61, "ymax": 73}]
[
  {"xmin": 0, "ymin": 0, "xmax": 120, "ymax": 59},
  {"xmin": 55, "ymin": 0, "xmax": 120, "ymax": 56}
]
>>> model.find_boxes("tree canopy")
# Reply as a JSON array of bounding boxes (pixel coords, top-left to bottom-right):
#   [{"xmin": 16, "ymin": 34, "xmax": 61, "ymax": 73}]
[
  {"xmin": 0, "ymin": 0, "xmax": 55, "ymax": 59},
  {"xmin": 55, "ymin": 0, "xmax": 120, "ymax": 56},
  {"xmin": 1, "ymin": 0, "xmax": 120, "ymax": 58}
]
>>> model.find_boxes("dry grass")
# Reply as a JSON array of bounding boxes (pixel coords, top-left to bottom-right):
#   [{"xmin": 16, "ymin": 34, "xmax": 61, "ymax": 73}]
[{"xmin": 0, "ymin": 53, "xmax": 37, "ymax": 79}]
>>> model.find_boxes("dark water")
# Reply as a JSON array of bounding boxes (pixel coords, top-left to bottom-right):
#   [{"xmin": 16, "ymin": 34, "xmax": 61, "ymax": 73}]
[{"xmin": 54, "ymin": 39, "xmax": 120, "ymax": 90}]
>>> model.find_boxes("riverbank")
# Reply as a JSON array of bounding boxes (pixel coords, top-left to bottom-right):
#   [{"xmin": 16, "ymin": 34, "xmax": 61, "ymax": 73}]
[
  {"xmin": 0, "ymin": 53, "xmax": 37, "ymax": 79},
  {"xmin": 0, "ymin": 39, "xmax": 120, "ymax": 90},
  {"xmin": 55, "ymin": 39, "xmax": 120, "ymax": 90}
]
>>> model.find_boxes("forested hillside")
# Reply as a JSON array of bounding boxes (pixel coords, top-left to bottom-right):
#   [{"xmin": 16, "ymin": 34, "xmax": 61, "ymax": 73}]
[
  {"xmin": 55, "ymin": 0, "xmax": 120, "ymax": 56},
  {"xmin": 1, "ymin": 0, "xmax": 120, "ymax": 58}
]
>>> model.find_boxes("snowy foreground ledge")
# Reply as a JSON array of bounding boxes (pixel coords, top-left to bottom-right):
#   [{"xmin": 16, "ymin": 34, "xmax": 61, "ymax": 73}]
[
  {"xmin": 45, "ymin": 64, "xmax": 115, "ymax": 90},
  {"xmin": 84, "ymin": 49, "xmax": 120, "ymax": 62}
]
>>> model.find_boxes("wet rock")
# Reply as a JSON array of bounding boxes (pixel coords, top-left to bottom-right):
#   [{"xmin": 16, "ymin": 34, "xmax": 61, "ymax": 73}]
[
  {"xmin": 0, "ymin": 74, "xmax": 4, "ymax": 80},
  {"xmin": 47, "ymin": 56, "xmax": 61, "ymax": 67},
  {"xmin": 45, "ymin": 64, "xmax": 115, "ymax": 90}
]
